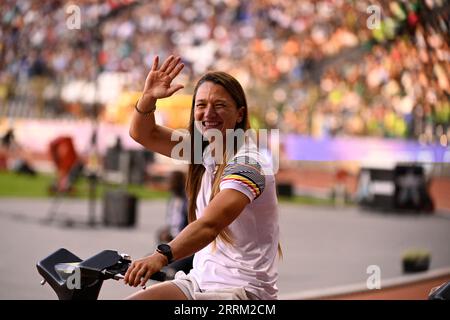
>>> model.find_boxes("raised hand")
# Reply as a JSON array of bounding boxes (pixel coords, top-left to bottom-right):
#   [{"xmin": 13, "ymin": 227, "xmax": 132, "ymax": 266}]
[{"xmin": 142, "ymin": 55, "xmax": 185, "ymax": 101}]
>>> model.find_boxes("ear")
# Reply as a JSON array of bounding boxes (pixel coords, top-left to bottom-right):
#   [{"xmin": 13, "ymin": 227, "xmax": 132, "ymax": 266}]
[{"xmin": 237, "ymin": 106, "xmax": 245, "ymax": 123}]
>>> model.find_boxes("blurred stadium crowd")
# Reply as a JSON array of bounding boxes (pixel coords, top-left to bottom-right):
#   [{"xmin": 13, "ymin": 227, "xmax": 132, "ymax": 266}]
[{"xmin": 0, "ymin": 0, "xmax": 449, "ymax": 144}]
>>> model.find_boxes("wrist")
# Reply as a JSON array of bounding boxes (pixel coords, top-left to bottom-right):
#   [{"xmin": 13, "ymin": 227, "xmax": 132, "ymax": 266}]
[
  {"xmin": 135, "ymin": 95, "xmax": 157, "ymax": 114},
  {"xmin": 153, "ymin": 251, "xmax": 169, "ymax": 267},
  {"xmin": 156, "ymin": 243, "xmax": 173, "ymax": 264}
]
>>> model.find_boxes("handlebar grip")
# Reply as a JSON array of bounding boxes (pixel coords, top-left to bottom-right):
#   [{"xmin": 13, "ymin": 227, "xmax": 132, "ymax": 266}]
[{"xmin": 150, "ymin": 271, "xmax": 166, "ymax": 282}]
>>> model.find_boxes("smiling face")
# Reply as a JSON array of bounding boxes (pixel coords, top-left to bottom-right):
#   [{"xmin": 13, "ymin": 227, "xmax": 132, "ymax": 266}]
[{"xmin": 194, "ymin": 81, "xmax": 244, "ymax": 138}]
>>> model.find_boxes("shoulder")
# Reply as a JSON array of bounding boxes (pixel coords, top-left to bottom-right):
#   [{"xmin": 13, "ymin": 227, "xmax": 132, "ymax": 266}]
[{"xmin": 220, "ymin": 145, "xmax": 273, "ymax": 201}]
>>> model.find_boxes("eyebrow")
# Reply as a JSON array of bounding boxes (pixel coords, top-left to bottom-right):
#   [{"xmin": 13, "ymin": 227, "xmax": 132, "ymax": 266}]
[{"xmin": 195, "ymin": 99, "xmax": 228, "ymax": 104}]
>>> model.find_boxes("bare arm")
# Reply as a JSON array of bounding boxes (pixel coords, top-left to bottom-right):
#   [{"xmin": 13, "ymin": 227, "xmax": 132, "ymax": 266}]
[
  {"xmin": 129, "ymin": 55, "xmax": 186, "ymax": 158},
  {"xmin": 124, "ymin": 188, "xmax": 250, "ymax": 287},
  {"xmin": 168, "ymin": 189, "xmax": 250, "ymax": 261}
]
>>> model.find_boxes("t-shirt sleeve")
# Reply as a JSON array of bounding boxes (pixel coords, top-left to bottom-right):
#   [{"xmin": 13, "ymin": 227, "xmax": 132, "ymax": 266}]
[{"xmin": 219, "ymin": 156, "xmax": 266, "ymax": 202}]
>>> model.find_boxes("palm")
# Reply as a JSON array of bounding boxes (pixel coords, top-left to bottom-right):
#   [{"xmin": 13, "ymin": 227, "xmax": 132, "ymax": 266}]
[
  {"xmin": 144, "ymin": 71, "xmax": 173, "ymax": 98},
  {"xmin": 143, "ymin": 55, "xmax": 184, "ymax": 99}
]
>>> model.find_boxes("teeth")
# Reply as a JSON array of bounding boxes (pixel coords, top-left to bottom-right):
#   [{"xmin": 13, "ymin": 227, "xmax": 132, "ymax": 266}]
[{"xmin": 204, "ymin": 122, "xmax": 220, "ymax": 126}]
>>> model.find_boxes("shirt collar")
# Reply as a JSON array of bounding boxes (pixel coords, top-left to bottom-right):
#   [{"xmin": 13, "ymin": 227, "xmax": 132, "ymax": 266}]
[{"xmin": 202, "ymin": 140, "xmax": 259, "ymax": 173}]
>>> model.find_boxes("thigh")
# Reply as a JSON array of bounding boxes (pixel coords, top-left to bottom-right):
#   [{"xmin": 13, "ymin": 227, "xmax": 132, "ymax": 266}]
[{"xmin": 125, "ymin": 281, "xmax": 188, "ymax": 300}]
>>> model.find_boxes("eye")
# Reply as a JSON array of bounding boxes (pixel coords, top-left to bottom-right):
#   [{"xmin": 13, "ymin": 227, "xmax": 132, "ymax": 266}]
[
  {"xmin": 215, "ymin": 103, "xmax": 225, "ymax": 109},
  {"xmin": 195, "ymin": 103, "xmax": 206, "ymax": 109}
]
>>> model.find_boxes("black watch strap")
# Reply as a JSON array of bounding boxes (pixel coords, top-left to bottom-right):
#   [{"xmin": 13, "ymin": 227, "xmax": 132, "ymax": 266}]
[{"xmin": 156, "ymin": 244, "xmax": 173, "ymax": 264}]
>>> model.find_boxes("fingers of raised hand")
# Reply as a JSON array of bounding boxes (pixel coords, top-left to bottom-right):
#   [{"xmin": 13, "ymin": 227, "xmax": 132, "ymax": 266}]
[
  {"xmin": 168, "ymin": 61, "xmax": 184, "ymax": 80},
  {"xmin": 144, "ymin": 55, "xmax": 184, "ymax": 96},
  {"xmin": 151, "ymin": 55, "xmax": 159, "ymax": 71},
  {"xmin": 159, "ymin": 55, "xmax": 175, "ymax": 73},
  {"xmin": 165, "ymin": 56, "xmax": 181, "ymax": 75},
  {"xmin": 167, "ymin": 83, "xmax": 185, "ymax": 96}
]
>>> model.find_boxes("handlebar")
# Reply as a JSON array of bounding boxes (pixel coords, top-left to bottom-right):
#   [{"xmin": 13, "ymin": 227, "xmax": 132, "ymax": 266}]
[{"xmin": 37, "ymin": 248, "xmax": 166, "ymax": 300}]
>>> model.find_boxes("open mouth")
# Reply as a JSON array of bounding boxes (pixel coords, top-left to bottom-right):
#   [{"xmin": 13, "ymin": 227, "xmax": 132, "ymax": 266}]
[{"xmin": 202, "ymin": 121, "xmax": 223, "ymax": 131}]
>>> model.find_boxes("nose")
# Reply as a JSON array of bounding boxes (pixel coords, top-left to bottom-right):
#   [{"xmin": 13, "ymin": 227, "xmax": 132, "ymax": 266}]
[{"xmin": 204, "ymin": 104, "xmax": 218, "ymax": 118}]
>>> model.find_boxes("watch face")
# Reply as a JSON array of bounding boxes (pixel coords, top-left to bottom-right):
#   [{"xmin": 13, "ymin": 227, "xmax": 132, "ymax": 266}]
[
  {"xmin": 157, "ymin": 244, "xmax": 173, "ymax": 263},
  {"xmin": 157, "ymin": 244, "xmax": 171, "ymax": 253}
]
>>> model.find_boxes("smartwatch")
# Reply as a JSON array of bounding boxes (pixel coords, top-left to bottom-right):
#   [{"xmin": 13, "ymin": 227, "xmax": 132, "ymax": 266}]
[{"xmin": 156, "ymin": 244, "xmax": 173, "ymax": 264}]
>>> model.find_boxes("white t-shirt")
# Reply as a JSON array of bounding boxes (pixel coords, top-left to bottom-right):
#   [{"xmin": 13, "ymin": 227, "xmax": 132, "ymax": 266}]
[{"xmin": 189, "ymin": 143, "xmax": 280, "ymax": 299}]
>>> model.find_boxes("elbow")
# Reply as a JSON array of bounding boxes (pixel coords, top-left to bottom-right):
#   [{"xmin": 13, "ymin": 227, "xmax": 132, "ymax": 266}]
[
  {"xmin": 129, "ymin": 125, "xmax": 157, "ymax": 146},
  {"xmin": 129, "ymin": 126, "xmax": 147, "ymax": 145},
  {"xmin": 129, "ymin": 127, "xmax": 139, "ymax": 143}
]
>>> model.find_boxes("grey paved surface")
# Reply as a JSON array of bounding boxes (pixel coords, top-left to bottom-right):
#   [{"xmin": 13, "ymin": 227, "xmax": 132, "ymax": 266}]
[{"xmin": 0, "ymin": 198, "xmax": 449, "ymax": 299}]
